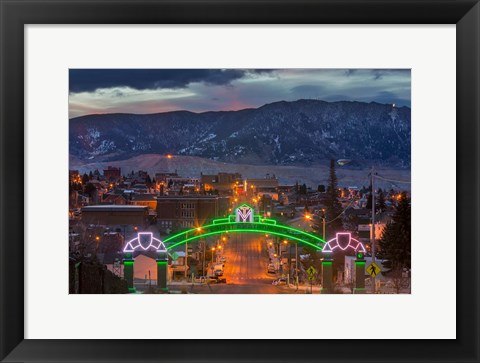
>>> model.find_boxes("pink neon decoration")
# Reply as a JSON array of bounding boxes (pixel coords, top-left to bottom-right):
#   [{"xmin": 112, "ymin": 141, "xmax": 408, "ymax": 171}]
[
  {"xmin": 123, "ymin": 232, "xmax": 167, "ymax": 253},
  {"xmin": 322, "ymin": 232, "xmax": 366, "ymax": 253}
]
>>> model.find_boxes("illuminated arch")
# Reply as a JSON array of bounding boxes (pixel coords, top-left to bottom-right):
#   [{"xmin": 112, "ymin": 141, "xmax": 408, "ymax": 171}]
[{"xmin": 163, "ymin": 204, "xmax": 326, "ymax": 251}]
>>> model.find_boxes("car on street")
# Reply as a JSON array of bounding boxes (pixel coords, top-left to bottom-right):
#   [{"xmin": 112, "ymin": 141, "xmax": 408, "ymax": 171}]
[
  {"xmin": 214, "ymin": 269, "xmax": 224, "ymax": 276},
  {"xmin": 267, "ymin": 264, "xmax": 276, "ymax": 274},
  {"xmin": 272, "ymin": 278, "xmax": 287, "ymax": 286}
]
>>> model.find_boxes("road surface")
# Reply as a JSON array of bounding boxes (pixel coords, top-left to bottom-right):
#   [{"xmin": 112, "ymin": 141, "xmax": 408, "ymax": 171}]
[{"xmin": 189, "ymin": 234, "xmax": 295, "ymax": 294}]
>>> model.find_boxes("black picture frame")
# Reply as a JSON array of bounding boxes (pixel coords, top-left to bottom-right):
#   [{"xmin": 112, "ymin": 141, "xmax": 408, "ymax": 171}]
[{"xmin": 1, "ymin": 1, "xmax": 479, "ymax": 362}]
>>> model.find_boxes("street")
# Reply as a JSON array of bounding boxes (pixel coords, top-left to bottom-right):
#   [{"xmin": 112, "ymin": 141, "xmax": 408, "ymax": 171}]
[{"xmin": 185, "ymin": 234, "xmax": 296, "ymax": 294}]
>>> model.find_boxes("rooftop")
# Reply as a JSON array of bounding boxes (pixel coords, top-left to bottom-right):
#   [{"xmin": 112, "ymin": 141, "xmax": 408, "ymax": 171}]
[{"xmin": 82, "ymin": 205, "xmax": 148, "ymax": 212}]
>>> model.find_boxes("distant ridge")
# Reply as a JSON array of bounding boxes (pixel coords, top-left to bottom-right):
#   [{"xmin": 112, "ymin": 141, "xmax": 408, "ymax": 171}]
[{"xmin": 70, "ymin": 99, "xmax": 411, "ymax": 168}]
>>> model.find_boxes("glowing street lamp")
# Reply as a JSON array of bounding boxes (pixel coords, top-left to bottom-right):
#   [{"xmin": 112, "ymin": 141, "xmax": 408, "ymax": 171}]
[
  {"xmin": 211, "ymin": 247, "xmax": 216, "ymax": 270},
  {"xmin": 185, "ymin": 226, "xmax": 203, "ymax": 279}
]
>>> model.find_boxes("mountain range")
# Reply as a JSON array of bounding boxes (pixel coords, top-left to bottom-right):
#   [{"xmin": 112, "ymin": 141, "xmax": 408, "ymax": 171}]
[{"xmin": 69, "ymin": 99, "xmax": 411, "ymax": 168}]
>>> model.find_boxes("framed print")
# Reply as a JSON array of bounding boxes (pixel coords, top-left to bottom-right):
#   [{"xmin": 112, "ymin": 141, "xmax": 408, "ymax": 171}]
[{"xmin": 1, "ymin": 1, "xmax": 479, "ymax": 362}]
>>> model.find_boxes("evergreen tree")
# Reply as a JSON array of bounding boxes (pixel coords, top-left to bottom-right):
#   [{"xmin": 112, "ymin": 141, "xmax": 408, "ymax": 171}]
[
  {"xmin": 366, "ymin": 192, "xmax": 372, "ymax": 209},
  {"xmin": 82, "ymin": 173, "xmax": 89, "ymax": 185},
  {"xmin": 88, "ymin": 171, "xmax": 93, "ymax": 180},
  {"xmin": 84, "ymin": 183, "xmax": 97, "ymax": 199},
  {"xmin": 376, "ymin": 190, "xmax": 387, "ymax": 213},
  {"xmin": 365, "ymin": 182, "xmax": 373, "ymax": 209},
  {"xmin": 325, "ymin": 159, "xmax": 343, "ymax": 238},
  {"xmin": 378, "ymin": 192, "xmax": 411, "ymax": 274},
  {"xmin": 317, "ymin": 184, "xmax": 326, "ymax": 193},
  {"xmin": 299, "ymin": 183, "xmax": 307, "ymax": 194}
]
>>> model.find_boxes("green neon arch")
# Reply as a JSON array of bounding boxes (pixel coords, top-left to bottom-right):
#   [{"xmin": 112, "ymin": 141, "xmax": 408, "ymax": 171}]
[{"xmin": 163, "ymin": 205, "xmax": 326, "ymax": 251}]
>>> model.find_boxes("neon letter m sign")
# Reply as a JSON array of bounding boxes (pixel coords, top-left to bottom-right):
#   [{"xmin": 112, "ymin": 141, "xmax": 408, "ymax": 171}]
[{"xmin": 236, "ymin": 206, "xmax": 253, "ymax": 223}]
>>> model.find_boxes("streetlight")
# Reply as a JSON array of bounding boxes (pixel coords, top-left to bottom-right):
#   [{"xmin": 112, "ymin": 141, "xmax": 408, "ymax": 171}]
[
  {"xmin": 186, "ymin": 227, "xmax": 202, "ymax": 279},
  {"xmin": 321, "ymin": 208, "xmax": 326, "ymax": 241},
  {"xmin": 211, "ymin": 247, "xmax": 216, "ymax": 275},
  {"xmin": 283, "ymin": 240, "xmax": 290, "ymax": 285}
]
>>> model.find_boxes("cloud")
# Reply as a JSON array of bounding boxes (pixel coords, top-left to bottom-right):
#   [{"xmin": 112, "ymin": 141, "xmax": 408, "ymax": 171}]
[
  {"xmin": 69, "ymin": 69, "xmax": 273, "ymax": 93},
  {"xmin": 68, "ymin": 69, "xmax": 411, "ymax": 117}
]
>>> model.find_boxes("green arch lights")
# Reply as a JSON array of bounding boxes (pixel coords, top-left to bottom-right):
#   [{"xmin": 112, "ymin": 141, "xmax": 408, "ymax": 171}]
[
  {"xmin": 163, "ymin": 206, "xmax": 326, "ymax": 251},
  {"xmin": 164, "ymin": 227, "xmax": 324, "ymax": 251}
]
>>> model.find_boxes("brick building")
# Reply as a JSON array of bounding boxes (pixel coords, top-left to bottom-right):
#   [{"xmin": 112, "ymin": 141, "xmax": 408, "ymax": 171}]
[
  {"xmin": 81, "ymin": 205, "xmax": 149, "ymax": 227},
  {"xmin": 200, "ymin": 172, "xmax": 242, "ymax": 193},
  {"xmin": 156, "ymin": 196, "xmax": 230, "ymax": 232},
  {"xmin": 103, "ymin": 166, "xmax": 121, "ymax": 181}
]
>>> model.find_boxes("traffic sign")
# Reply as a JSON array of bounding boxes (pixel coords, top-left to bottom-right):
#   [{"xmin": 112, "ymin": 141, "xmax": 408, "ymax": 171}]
[
  {"xmin": 306, "ymin": 266, "xmax": 317, "ymax": 277},
  {"xmin": 366, "ymin": 262, "xmax": 381, "ymax": 277}
]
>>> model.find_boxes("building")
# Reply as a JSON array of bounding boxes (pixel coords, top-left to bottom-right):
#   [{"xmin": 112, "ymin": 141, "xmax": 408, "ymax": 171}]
[
  {"xmin": 200, "ymin": 172, "xmax": 242, "ymax": 193},
  {"xmin": 81, "ymin": 205, "xmax": 149, "ymax": 227},
  {"xmin": 130, "ymin": 193, "xmax": 157, "ymax": 210},
  {"xmin": 156, "ymin": 195, "xmax": 230, "ymax": 232},
  {"xmin": 247, "ymin": 177, "xmax": 279, "ymax": 190},
  {"xmin": 103, "ymin": 166, "xmax": 121, "ymax": 181},
  {"xmin": 155, "ymin": 171, "xmax": 179, "ymax": 184},
  {"xmin": 101, "ymin": 194, "xmax": 127, "ymax": 205}
]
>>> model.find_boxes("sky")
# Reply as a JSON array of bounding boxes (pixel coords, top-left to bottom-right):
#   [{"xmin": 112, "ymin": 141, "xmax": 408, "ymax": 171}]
[{"xmin": 69, "ymin": 69, "xmax": 411, "ymax": 118}]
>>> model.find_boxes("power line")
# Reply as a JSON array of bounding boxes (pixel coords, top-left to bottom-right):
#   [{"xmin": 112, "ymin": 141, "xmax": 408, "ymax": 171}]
[
  {"xmin": 375, "ymin": 174, "xmax": 411, "ymax": 184},
  {"xmin": 324, "ymin": 175, "xmax": 370, "ymax": 224}
]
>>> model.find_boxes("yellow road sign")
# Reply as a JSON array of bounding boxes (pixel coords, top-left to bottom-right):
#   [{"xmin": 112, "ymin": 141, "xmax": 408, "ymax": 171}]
[
  {"xmin": 366, "ymin": 262, "xmax": 381, "ymax": 277},
  {"xmin": 306, "ymin": 266, "xmax": 317, "ymax": 276}
]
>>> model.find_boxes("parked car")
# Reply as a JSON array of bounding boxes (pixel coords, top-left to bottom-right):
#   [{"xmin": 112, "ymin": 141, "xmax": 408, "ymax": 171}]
[
  {"xmin": 272, "ymin": 278, "xmax": 287, "ymax": 286},
  {"xmin": 217, "ymin": 277, "xmax": 227, "ymax": 283},
  {"xmin": 214, "ymin": 269, "xmax": 224, "ymax": 276},
  {"xmin": 267, "ymin": 264, "xmax": 276, "ymax": 274}
]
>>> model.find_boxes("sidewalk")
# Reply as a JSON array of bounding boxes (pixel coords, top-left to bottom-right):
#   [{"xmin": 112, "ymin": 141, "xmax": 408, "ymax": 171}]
[{"xmin": 285, "ymin": 283, "xmax": 322, "ymax": 293}]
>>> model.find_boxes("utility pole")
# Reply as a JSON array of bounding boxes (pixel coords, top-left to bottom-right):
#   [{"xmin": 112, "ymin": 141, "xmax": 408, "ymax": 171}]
[
  {"xmin": 185, "ymin": 231, "xmax": 188, "ymax": 279},
  {"xmin": 323, "ymin": 217, "xmax": 326, "ymax": 241},
  {"xmin": 202, "ymin": 239, "xmax": 206, "ymax": 277},
  {"xmin": 295, "ymin": 242, "xmax": 298, "ymax": 288},
  {"xmin": 321, "ymin": 208, "xmax": 326, "ymax": 240},
  {"xmin": 371, "ymin": 166, "xmax": 376, "ymax": 293}
]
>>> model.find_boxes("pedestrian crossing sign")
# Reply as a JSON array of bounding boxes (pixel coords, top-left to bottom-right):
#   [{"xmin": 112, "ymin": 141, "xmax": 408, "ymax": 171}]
[
  {"xmin": 306, "ymin": 266, "xmax": 317, "ymax": 277},
  {"xmin": 366, "ymin": 262, "xmax": 381, "ymax": 277}
]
